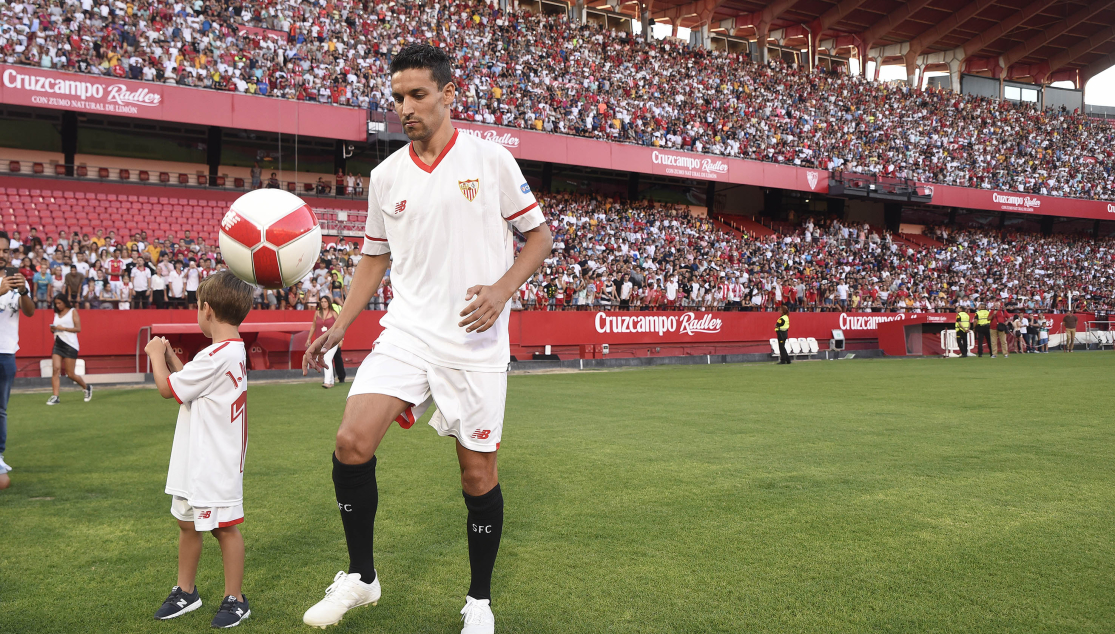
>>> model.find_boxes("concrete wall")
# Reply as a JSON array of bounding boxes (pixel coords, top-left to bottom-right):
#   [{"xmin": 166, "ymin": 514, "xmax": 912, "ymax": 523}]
[
  {"xmin": 844, "ymin": 199, "xmax": 884, "ymax": 227},
  {"xmin": 961, "ymin": 74, "xmax": 1000, "ymax": 100},
  {"xmin": 717, "ymin": 184, "xmax": 764, "ymax": 216},
  {"xmin": 1045, "ymin": 86, "xmax": 1083, "ymax": 113}
]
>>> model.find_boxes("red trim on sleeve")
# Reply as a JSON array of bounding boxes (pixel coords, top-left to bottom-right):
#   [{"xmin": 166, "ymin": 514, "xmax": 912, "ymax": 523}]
[
  {"xmin": 408, "ymin": 129, "xmax": 459, "ymax": 173},
  {"xmin": 505, "ymin": 202, "xmax": 538, "ymax": 221},
  {"xmin": 218, "ymin": 517, "xmax": 244, "ymax": 528},
  {"xmin": 167, "ymin": 375, "xmax": 183, "ymax": 404},
  {"xmin": 209, "ymin": 341, "xmax": 231, "ymax": 356},
  {"xmin": 364, "ymin": 234, "xmax": 388, "ymax": 242}
]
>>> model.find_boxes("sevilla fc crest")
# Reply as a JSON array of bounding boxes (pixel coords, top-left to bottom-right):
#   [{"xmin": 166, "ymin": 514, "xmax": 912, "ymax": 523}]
[{"xmin": 458, "ymin": 179, "xmax": 479, "ymax": 202}]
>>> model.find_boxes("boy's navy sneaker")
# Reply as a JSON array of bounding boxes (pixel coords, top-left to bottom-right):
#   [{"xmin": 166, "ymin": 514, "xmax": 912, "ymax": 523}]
[
  {"xmin": 211, "ymin": 595, "xmax": 250, "ymax": 628},
  {"xmin": 155, "ymin": 585, "xmax": 202, "ymax": 620}
]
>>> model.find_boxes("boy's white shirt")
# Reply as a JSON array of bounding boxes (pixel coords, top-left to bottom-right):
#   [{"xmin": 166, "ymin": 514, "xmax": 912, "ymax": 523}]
[{"xmin": 165, "ymin": 339, "xmax": 248, "ymax": 508}]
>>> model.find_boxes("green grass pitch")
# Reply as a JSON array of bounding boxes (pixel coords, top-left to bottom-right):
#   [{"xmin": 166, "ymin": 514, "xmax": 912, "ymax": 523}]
[{"xmin": 1, "ymin": 354, "xmax": 1113, "ymax": 633}]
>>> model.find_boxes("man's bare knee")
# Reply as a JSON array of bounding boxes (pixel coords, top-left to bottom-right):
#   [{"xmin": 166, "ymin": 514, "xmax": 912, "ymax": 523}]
[
  {"xmin": 459, "ymin": 460, "xmax": 498, "ymax": 496},
  {"xmin": 335, "ymin": 425, "xmax": 375, "ymax": 464},
  {"xmin": 334, "ymin": 394, "xmax": 408, "ymax": 464}
]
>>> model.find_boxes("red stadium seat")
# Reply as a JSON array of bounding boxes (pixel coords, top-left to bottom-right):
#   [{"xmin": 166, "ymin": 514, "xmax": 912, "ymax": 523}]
[
  {"xmin": 98, "ymin": 168, "xmax": 109, "ymax": 179},
  {"xmin": 54, "ymin": 164, "xmax": 66, "ymax": 176},
  {"xmin": 8, "ymin": 161, "xmax": 19, "ymax": 173},
  {"xmin": 197, "ymin": 175, "xmax": 208, "ymax": 186},
  {"xmin": 159, "ymin": 172, "xmax": 170, "ymax": 183},
  {"xmin": 139, "ymin": 171, "xmax": 150, "ymax": 182},
  {"xmin": 234, "ymin": 178, "xmax": 245, "ymax": 188},
  {"xmin": 178, "ymin": 174, "xmax": 189, "ymax": 185},
  {"xmin": 76, "ymin": 166, "xmax": 88, "ymax": 177},
  {"xmin": 215, "ymin": 176, "xmax": 226, "ymax": 187},
  {"xmin": 119, "ymin": 169, "xmax": 130, "ymax": 180}
]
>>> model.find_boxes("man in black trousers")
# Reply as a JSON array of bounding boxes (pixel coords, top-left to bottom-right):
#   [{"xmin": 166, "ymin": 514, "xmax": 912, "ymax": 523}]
[{"xmin": 776, "ymin": 305, "xmax": 791, "ymax": 364}]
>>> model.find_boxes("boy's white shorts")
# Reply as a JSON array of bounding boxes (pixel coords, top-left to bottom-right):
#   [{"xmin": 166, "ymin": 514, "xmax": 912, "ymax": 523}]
[
  {"xmin": 347, "ymin": 343, "xmax": 505, "ymax": 452},
  {"xmin": 171, "ymin": 496, "xmax": 244, "ymax": 532}
]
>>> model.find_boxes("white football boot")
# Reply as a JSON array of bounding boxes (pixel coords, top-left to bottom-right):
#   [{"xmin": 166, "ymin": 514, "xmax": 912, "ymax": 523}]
[
  {"xmin": 302, "ymin": 571, "xmax": 380, "ymax": 629},
  {"xmin": 460, "ymin": 596, "xmax": 495, "ymax": 634}
]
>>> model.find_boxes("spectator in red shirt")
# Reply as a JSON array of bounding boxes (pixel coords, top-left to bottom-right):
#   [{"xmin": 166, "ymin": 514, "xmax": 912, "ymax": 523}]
[{"xmin": 989, "ymin": 303, "xmax": 1011, "ymax": 358}]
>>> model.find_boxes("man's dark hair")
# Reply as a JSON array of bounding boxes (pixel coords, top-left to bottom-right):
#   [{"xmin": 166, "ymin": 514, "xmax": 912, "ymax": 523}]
[
  {"xmin": 0, "ymin": 231, "xmax": 8, "ymax": 242},
  {"xmin": 389, "ymin": 44, "xmax": 452, "ymax": 88},
  {"xmin": 197, "ymin": 270, "xmax": 254, "ymax": 326}
]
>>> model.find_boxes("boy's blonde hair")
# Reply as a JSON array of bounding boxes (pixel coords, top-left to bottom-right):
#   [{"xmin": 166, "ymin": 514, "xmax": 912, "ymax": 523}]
[{"xmin": 197, "ymin": 270, "xmax": 254, "ymax": 325}]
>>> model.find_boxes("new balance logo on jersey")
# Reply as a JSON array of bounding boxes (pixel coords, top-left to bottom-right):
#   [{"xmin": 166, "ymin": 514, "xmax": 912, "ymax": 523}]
[
  {"xmin": 394, "ymin": 200, "xmax": 406, "ymax": 214},
  {"xmin": 459, "ymin": 179, "xmax": 479, "ymax": 202},
  {"xmin": 198, "ymin": 510, "xmax": 212, "ymax": 519},
  {"xmin": 471, "ymin": 429, "xmax": 491, "ymax": 440}
]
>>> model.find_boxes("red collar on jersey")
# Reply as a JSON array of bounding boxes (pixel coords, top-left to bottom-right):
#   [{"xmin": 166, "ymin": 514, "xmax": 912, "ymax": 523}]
[{"xmin": 408, "ymin": 128, "xmax": 459, "ymax": 173}]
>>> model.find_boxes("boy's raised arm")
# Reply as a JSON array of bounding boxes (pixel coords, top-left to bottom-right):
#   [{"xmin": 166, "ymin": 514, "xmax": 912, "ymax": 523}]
[{"xmin": 145, "ymin": 338, "xmax": 175, "ymax": 400}]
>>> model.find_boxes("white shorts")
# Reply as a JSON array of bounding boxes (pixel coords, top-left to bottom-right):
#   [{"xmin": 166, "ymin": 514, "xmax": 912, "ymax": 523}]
[
  {"xmin": 348, "ymin": 343, "xmax": 506, "ymax": 452},
  {"xmin": 170, "ymin": 496, "xmax": 244, "ymax": 532}
]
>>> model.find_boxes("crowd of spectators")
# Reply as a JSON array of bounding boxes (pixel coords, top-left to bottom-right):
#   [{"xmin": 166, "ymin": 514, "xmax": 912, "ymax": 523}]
[
  {"xmin": 4, "ymin": 192, "xmax": 1112, "ymax": 314},
  {"xmin": 5, "ymin": 0, "xmax": 1115, "ymax": 201},
  {"xmin": 516, "ymin": 193, "xmax": 1115, "ymax": 314}
]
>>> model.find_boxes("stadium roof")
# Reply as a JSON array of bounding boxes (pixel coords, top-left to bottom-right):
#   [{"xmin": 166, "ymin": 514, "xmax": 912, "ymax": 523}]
[{"xmin": 588, "ymin": 0, "xmax": 1115, "ymax": 87}]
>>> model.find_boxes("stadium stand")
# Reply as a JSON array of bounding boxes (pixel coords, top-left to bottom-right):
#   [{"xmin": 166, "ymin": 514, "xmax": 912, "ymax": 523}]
[
  {"xmin": 0, "ymin": 177, "xmax": 367, "ymax": 245},
  {"xmin": 5, "ymin": 0, "xmax": 1115, "ymax": 202},
  {"xmin": 0, "ymin": 176, "xmax": 1110, "ymax": 313},
  {"xmin": 529, "ymin": 193, "xmax": 1114, "ymax": 313}
]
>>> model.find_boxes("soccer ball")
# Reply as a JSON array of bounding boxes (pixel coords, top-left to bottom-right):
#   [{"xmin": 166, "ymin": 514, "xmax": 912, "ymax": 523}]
[{"xmin": 219, "ymin": 190, "xmax": 322, "ymax": 289}]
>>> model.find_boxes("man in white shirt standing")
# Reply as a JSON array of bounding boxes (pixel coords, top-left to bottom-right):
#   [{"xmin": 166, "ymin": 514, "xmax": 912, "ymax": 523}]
[
  {"xmin": 302, "ymin": 46, "xmax": 552, "ymax": 634},
  {"xmin": 0, "ymin": 231, "xmax": 36, "ymax": 485}
]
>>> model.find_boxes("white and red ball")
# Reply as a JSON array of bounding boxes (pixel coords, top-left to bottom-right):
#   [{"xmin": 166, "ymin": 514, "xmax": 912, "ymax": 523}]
[{"xmin": 219, "ymin": 190, "xmax": 321, "ymax": 289}]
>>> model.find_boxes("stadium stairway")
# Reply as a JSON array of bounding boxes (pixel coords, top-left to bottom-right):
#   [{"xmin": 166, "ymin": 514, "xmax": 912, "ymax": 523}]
[
  {"xmin": 900, "ymin": 233, "xmax": 945, "ymax": 249},
  {"xmin": 710, "ymin": 213, "xmax": 778, "ymax": 238},
  {"xmin": 0, "ymin": 176, "xmax": 368, "ymax": 243}
]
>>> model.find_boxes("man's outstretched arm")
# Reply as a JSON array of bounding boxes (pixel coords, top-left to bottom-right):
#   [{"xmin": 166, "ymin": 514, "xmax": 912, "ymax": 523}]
[{"xmin": 304, "ymin": 253, "xmax": 390, "ymax": 373}]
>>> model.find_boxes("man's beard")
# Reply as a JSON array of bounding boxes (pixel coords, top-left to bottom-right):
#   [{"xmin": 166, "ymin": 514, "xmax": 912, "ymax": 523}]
[{"xmin": 403, "ymin": 119, "xmax": 429, "ymax": 141}]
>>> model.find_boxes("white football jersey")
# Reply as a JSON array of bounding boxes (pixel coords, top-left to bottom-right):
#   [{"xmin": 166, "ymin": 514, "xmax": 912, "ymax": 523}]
[
  {"xmin": 362, "ymin": 129, "xmax": 545, "ymax": 371},
  {"xmin": 166, "ymin": 339, "xmax": 248, "ymax": 508}
]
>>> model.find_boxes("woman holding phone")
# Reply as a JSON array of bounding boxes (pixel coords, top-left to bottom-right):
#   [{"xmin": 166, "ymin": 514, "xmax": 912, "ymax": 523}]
[{"xmin": 47, "ymin": 294, "xmax": 92, "ymax": 405}]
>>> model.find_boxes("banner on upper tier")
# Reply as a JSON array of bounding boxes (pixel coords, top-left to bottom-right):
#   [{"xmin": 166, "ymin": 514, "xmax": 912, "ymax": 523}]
[
  {"xmin": 0, "ymin": 64, "xmax": 367, "ymax": 141},
  {"xmin": 451, "ymin": 121, "xmax": 1114, "ymax": 221}
]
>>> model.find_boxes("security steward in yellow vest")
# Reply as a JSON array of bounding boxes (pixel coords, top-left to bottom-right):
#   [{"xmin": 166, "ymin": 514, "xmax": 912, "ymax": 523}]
[
  {"xmin": 776, "ymin": 305, "xmax": 791, "ymax": 364},
  {"xmin": 955, "ymin": 307, "xmax": 971, "ymax": 357},
  {"xmin": 973, "ymin": 304, "xmax": 992, "ymax": 357}
]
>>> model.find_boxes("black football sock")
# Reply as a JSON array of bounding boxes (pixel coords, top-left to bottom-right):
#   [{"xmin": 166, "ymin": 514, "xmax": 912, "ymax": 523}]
[
  {"xmin": 463, "ymin": 484, "xmax": 504, "ymax": 602},
  {"xmin": 332, "ymin": 453, "xmax": 378, "ymax": 582}
]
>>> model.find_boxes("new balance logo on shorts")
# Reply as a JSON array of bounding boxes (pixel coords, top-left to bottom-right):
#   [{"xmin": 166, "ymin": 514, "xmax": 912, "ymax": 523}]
[
  {"xmin": 471, "ymin": 429, "xmax": 491, "ymax": 440},
  {"xmin": 198, "ymin": 510, "xmax": 212, "ymax": 519}
]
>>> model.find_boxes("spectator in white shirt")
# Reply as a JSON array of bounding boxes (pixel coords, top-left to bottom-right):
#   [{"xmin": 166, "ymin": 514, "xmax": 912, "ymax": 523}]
[
  {"xmin": 167, "ymin": 263, "xmax": 186, "ymax": 308},
  {"xmin": 185, "ymin": 261, "xmax": 201, "ymax": 308}
]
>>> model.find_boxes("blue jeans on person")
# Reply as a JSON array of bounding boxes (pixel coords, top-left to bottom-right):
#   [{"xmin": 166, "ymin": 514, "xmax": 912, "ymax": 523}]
[{"xmin": 0, "ymin": 353, "xmax": 15, "ymax": 455}]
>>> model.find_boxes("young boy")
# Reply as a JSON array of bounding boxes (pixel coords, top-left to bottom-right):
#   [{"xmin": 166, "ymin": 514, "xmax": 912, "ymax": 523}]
[{"xmin": 145, "ymin": 270, "xmax": 255, "ymax": 628}]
